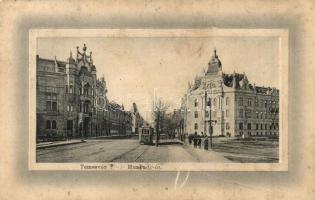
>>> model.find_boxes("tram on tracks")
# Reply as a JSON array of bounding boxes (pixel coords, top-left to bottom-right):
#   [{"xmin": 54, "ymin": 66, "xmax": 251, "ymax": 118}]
[{"xmin": 139, "ymin": 126, "xmax": 154, "ymax": 145}]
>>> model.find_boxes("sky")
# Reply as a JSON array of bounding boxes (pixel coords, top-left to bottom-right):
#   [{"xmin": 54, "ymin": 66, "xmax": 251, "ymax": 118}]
[{"xmin": 37, "ymin": 36, "xmax": 280, "ymax": 122}]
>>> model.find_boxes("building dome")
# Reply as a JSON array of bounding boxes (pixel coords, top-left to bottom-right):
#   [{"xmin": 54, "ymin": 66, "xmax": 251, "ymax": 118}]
[{"xmin": 206, "ymin": 49, "xmax": 222, "ymax": 75}]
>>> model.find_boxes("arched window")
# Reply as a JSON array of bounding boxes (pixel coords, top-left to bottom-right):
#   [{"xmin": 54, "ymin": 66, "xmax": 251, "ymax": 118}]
[
  {"xmin": 194, "ymin": 111, "xmax": 198, "ymax": 118},
  {"xmin": 194, "ymin": 98, "xmax": 198, "ymax": 107},
  {"xmin": 84, "ymin": 83, "xmax": 90, "ymax": 95},
  {"xmin": 84, "ymin": 101, "xmax": 90, "ymax": 113},
  {"xmin": 69, "ymin": 85, "xmax": 73, "ymax": 94},
  {"xmin": 46, "ymin": 120, "xmax": 51, "ymax": 129},
  {"xmin": 194, "ymin": 123, "xmax": 198, "ymax": 130},
  {"xmin": 52, "ymin": 120, "xmax": 57, "ymax": 129}
]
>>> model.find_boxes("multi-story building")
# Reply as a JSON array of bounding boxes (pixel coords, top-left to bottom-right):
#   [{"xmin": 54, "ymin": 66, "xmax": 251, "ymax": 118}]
[
  {"xmin": 130, "ymin": 102, "xmax": 145, "ymax": 135},
  {"xmin": 36, "ymin": 44, "xmax": 132, "ymax": 140},
  {"xmin": 182, "ymin": 49, "xmax": 279, "ymax": 138}
]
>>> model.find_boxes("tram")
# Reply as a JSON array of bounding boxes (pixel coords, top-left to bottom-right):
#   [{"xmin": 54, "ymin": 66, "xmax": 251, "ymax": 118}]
[{"xmin": 139, "ymin": 126, "xmax": 154, "ymax": 145}]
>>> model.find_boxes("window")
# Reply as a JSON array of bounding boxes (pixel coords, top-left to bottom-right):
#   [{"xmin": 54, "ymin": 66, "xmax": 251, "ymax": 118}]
[
  {"xmin": 239, "ymin": 109, "xmax": 243, "ymax": 118},
  {"xmin": 205, "ymin": 110, "xmax": 209, "ymax": 117},
  {"xmin": 256, "ymin": 123, "xmax": 259, "ymax": 130},
  {"xmin": 226, "ymin": 97, "xmax": 230, "ymax": 106},
  {"xmin": 239, "ymin": 123, "xmax": 243, "ymax": 130},
  {"xmin": 261, "ymin": 124, "xmax": 263, "ymax": 130},
  {"xmin": 46, "ymin": 101, "xmax": 51, "ymax": 111},
  {"xmin": 213, "ymin": 111, "xmax": 217, "ymax": 118},
  {"xmin": 69, "ymin": 85, "xmax": 73, "ymax": 94},
  {"xmin": 264, "ymin": 100, "xmax": 267, "ymax": 108},
  {"xmin": 67, "ymin": 105, "xmax": 74, "ymax": 112},
  {"xmin": 67, "ymin": 120, "xmax": 73, "ymax": 130},
  {"xmin": 46, "ymin": 93, "xmax": 57, "ymax": 111},
  {"xmin": 213, "ymin": 98, "xmax": 217, "ymax": 107},
  {"xmin": 247, "ymin": 98, "xmax": 252, "ymax": 106},
  {"xmin": 239, "ymin": 97, "xmax": 243, "ymax": 106},
  {"xmin": 194, "ymin": 123, "xmax": 198, "ymax": 130},
  {"xmin": 254, "ymin": 97, "xmax": 258, "ymax": 106},
  {"xmin": 256, "ymin": 111, "xmax": 259, "ymax": 118},
  {"xmin": 84, "ymin": 84, "xmax": 90, "ymax": 95},
  {"xmin": 245, "ymin": 110, "xmax": 251, "ymax": 118},
  {"xmin": 194, "ymin": 111, "xmax": 198, "ymax": 118},
  {"xmin": 52, "ymin": 102, "xmax": 57, "ymax": 111},
  {"xmin": 46, "ymin": 120, "xmax": 51, "ymax": 129},
  {"xmin": 52, "ymin": 120, "xmax": 57, "ymax": 129},
  {"xmin": 247, "ymin": 123, "xmax": 251, "ymax": 130},
  {"xmin": 260, "ymin": 100, "xmax": 264, "ymax": 107},
  {"xmin": 226, "ymin": 123, "xmax": 230, "ymax": 130},
  {"xmin": 194, "ymin": 98, "xmax": 198, "ymax": 107},
  {"xmin": 83, "ymin": 102, "xmax": 89, "ymax": 113},
  {"xmin": 226, "ymin": 110, "xmax": 230, "ymax": 117},
  {"xmin": 265, "ymin": 124, "xmax": 268, "ymax": 130}
]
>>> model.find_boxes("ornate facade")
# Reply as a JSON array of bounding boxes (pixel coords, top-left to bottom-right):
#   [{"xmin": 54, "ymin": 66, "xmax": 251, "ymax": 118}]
[
  {"xmin": 36, "ymin": 44, "xmax": 132, "ymax": 140},
  {"xmin": 182, "ymin": 49, "xmax": 279, "ymax": 138}
]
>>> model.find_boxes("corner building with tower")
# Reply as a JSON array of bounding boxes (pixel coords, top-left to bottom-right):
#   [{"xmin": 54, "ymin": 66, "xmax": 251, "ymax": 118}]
[
  {"xmin": 36, "ymin": 44, "xmax": 133, "ymax": 140},
  {"xmin": 182, "ymin": 49, "xmax": 279, "ymax": 138}
]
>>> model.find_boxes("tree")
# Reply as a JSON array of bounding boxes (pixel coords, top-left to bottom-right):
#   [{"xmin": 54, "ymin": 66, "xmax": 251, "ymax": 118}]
[{"xmin": 152, "ymin": 98, "xmax": 170, "ymax": 146}]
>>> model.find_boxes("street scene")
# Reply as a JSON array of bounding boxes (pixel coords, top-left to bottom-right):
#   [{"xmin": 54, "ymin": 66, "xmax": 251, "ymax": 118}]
[
  {"xmin": 36, "ymin": 36, "xmax": 280, "ymax": 164},
  {"xmin": 37, "ymin": 137, "xmax": 278, "ymax": 163}
]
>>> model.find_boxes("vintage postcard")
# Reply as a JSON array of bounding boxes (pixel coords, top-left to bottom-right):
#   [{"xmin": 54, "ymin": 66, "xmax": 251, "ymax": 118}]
[{"xmin": 29, "ymin": 29, "xmax": 288, "ymax": 171}]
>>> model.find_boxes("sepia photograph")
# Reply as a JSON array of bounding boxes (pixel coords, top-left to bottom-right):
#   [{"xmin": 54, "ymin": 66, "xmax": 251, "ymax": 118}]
[
  {"xmin": 2, "ymin": 1, "xmax": 315, "ymax": 200},
  {"xmin": 29, "ymin": 29, "xmax": 288, "ymax": 171}
]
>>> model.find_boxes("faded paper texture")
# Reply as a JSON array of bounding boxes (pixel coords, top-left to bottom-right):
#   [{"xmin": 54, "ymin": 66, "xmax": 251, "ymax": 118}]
[{"xmin": 0, "ymin": 0, "xmax": 315, "ymax": 200}]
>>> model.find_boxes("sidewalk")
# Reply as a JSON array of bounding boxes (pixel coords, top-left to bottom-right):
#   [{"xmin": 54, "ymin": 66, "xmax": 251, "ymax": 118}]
[
  {"xmin": 36, "ymin": 139, "xmax": 85, "ymax": 149},
  {"xmin": 156, "ymin": 139, "xmax": 184, "ymax": 145},
  {"xmin": 184, "ymin": 141, "xmax": 232, "ymax": 163}
]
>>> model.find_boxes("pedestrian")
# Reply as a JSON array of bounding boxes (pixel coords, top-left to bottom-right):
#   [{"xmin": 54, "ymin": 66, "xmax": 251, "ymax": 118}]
[
  {"xmin": 198, "ymin": 136, "xmax": 202, "ymax": 148},
  {"xmin": 204, "ymin": 136, "xmax": 209, "ymax": 150},
  {"xmin": 193, "ymin": 132, "xmax": 197, "ymax": 148}
]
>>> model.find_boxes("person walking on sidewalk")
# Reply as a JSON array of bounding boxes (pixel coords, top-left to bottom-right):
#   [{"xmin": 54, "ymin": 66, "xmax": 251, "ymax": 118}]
[
  {"xmin": 204, "ymin": 136, "xmax": 209, "ymax": 150},
  {"xmin": 193, "ymin": 132, "xmax": 198, "ymax": 148}
]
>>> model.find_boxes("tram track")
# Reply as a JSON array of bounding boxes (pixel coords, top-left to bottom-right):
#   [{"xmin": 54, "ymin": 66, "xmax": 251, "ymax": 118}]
[
  {"xmin": 109, "ymin": 144, "xmax": 151, "ymax": 162},
  {"xmin": 36, "ymin": 140, "xmax": 109, "ymax": 157}
]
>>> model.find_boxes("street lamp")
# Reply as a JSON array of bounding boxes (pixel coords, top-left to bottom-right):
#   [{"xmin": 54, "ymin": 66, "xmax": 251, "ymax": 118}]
[{"xmin": 204, "ymin": 91, "xmax": 217, "ymax": 149}]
